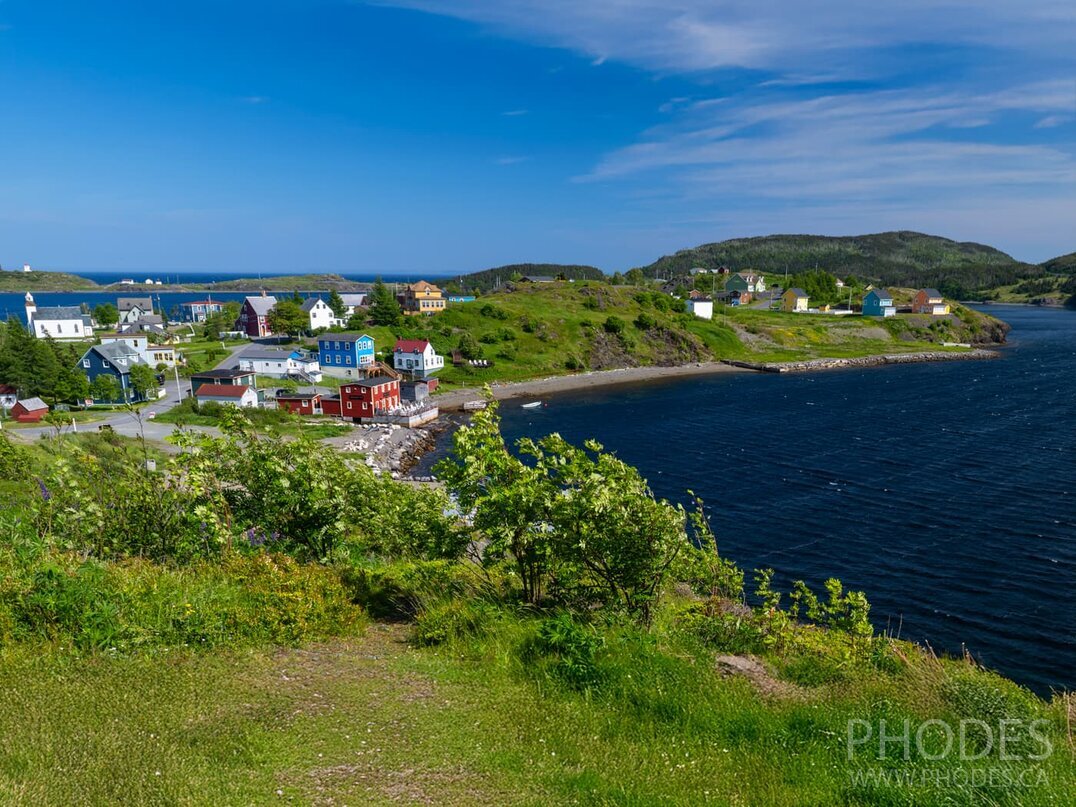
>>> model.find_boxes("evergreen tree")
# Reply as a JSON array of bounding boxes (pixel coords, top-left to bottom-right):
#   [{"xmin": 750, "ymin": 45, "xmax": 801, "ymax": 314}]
[
  {"xmin": 369, "ymin": 278, "xmax": 403, "ymax": 326},
  {"xmin": 267, "ymin": 300, "xmax": 308, "ymax": 335},
  {"xmin": 328, "ymin": 290, "xmax": 347, "ymax": 319}
]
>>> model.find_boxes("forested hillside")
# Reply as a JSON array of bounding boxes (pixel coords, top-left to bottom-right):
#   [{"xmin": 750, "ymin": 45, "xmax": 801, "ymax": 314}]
[{"xmin": 637, "ymin": 231, "xmax": 1046, "ymax": 298}]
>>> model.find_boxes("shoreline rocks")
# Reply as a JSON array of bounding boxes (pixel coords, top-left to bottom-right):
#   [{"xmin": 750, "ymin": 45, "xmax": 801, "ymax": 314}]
[{"xmin": 722, "ymin": 349, "xmax": 999, "ymax": 373}]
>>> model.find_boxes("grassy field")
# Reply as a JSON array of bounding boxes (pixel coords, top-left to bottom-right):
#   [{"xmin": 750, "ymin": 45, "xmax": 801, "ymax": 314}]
[{"xmin": 0, "ymin": 618, "xmax": 1070, "ymax": 806}]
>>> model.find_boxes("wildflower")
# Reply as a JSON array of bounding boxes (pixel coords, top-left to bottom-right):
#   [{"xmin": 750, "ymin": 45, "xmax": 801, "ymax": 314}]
[{"xmin": 36, "ymin": 478, "xmax": 52, "ymax": 502}]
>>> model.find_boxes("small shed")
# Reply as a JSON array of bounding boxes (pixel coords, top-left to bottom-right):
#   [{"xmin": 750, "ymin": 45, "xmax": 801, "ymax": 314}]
[{"xmin": 11, "ymin": 397, "xmax": 49, "ymax": 423}]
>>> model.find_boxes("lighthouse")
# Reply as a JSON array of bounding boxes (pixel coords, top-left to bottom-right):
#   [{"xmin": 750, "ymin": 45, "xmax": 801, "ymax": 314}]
[{"xmin": 24, "ymin": 292, "xmax": 36, "ymax": 329}]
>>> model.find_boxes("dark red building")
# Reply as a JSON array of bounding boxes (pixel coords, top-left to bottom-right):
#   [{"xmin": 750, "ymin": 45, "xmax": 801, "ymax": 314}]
[
  {"xmin": 11, "ymin": 397, "xmax": 49, "ymax": 423},
  {"xmin": 276, "ymin": 392, "xmax": 322, "ymax": 415},
  {"xmin": 338, "ymin": 377, "xmax": 400, "ymax": 421}
]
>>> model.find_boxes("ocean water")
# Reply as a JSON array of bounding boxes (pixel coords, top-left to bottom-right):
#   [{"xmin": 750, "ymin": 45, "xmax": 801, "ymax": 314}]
[{"xmin": 428, "ymin": 305, "xmax": 1076, "ymax": 695}]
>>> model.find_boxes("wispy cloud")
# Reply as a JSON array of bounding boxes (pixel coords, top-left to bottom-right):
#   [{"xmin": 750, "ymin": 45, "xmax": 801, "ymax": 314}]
[
  {"xmin": 494, "ymin": 155, "xmax": 531, "ymax": 165},
  {"xmin": 501, "ymin": 109, "xmax": 528, "ymax": 117},
  {"xmin": 241, "ymin": 95, "xmax": 269, "ymax": 105}
]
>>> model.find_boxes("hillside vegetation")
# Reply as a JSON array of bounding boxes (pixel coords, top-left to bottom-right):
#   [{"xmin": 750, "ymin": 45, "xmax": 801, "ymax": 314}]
[
  {"xmin": 0, "ymin": 415, "xmax": 1070, "ymax": 805},
  {"xmin": 341, "ymin": 281, "xmax": 1007, "ymax": 388},
  {"xmin": 191, "ymin": 273, "xmax": 366, "ymax": 292},
  {"xmin": 0, "ymin": 270, "xmax": 99, "ymax": 292},
  {"xmin": 456, "ymin": 263, "xmax": 605, "ymax": 293},
  {"xmin": 637, "ymin": 231, "xmax": 1048, "ymax": 298}
]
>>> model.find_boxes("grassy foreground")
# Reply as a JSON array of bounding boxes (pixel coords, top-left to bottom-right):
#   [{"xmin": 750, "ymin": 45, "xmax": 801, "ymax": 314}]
[{"xmin": 0, "ymin": 615, "xmax": 1072, "ymax": 806}]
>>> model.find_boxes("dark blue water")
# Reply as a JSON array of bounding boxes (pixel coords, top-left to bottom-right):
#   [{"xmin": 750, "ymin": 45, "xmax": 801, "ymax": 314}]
[
  {"xmin": 0, "ymin": 271, "xmax": 454, "ymax": 323},
  {"xmin": 471, "ymin": 306, "xmax": 1075, "ymax": 695}
]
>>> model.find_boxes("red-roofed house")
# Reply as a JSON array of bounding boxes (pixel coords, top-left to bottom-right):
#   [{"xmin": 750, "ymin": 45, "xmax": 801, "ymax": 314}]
[
  {"xmin": 194, "ymin": 384, "xmax": 259, "ymax": 408},
  {"xmin": 0, "ymin": 384, "xmax": 17, "ymax": 410},
  {"xmin": 392, "ymin": 339, "xmax": 444, "ymax": 379},
  {"xmin": 276, "ymin": 392, "xmax": 322, "ymax": 415}
]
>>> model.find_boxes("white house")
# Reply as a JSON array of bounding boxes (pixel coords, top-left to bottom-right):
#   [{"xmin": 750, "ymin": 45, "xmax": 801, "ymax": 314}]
[
  {"xmin": 236, "ymin": 347, "xmax": 322, "ymax": 381},
  {"xmin": 0, "ymin": 384, "xmax": 17, "ymax": 410},
  {"xmin": 194, "ymin": 384, "xmax": 260, "ymax": 408},
  {"xmin": 24, "ymin": 293, "xmax": 93, "ymax": 340},
  {"xmin": 340, "ymin": 293, "xmax": 368, "ymax": 317},
  {"xmin": 117, "ymin": 297, "xmax": 154, "ymax": 325},
  {"xmin": 686, "ymin": 297, "xmax": 714, "ymax": 320},
  {"xmin": 301, "ymin": 296, "xmax": 337, "ymax": 331},
  {"xmin": 393, "ymin": 339, "xmax": 444, "ymax": 379}
]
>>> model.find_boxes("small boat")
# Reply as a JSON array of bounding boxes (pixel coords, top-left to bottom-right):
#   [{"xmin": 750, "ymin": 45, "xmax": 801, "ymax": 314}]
[
  {"xmin": 462, "ymin": 400, "xmax": 488, "ymax": 411},
  {"xmin": 521, "ymin": 401, "xmax": 543, "ymax": 410}
]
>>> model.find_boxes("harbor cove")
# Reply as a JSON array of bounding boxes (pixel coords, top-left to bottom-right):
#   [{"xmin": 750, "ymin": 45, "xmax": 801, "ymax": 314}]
[{"xmin": 419, "ymin": 304, "xmax": 1076, "ymax": 695}]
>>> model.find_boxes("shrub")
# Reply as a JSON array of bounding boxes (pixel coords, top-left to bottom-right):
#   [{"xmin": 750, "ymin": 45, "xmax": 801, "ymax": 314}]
[
  {"xmin": 413, "ymin": 599, "xmax": 493, "ymax": 646},
  {"xmin": 634, "ymin": 312, "xmax": 658, "ymax": 330},
  {"xmin": 524, "ymin": 613, "xmax": 604, "ymax": 689},
  {"xmin": 603, "ymin": 315, "xmax": 626, "ymax": 335},
  {"xmin": 338, "ymin": 559, "xmax": 471, "ymax": 620}
]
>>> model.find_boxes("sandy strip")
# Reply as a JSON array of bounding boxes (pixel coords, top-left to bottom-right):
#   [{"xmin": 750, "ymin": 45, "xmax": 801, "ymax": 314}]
[{"xmin": 433, "ymin": 362, "xmax": 752, "ymax": 411}]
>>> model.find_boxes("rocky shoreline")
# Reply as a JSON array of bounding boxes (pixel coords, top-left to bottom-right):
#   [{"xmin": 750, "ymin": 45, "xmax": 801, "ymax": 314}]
[{"xmin": 722, "ymin": 348, "xmax": 1000, "ymax": 373}]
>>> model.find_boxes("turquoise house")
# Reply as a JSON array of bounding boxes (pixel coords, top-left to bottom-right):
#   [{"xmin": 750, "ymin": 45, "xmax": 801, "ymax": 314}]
[{"xmin": 863, "ymin": 289, "xmax": 896, "ymax": 317}]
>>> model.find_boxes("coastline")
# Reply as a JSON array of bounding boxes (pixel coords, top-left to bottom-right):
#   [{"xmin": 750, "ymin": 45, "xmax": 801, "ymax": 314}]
[{"xmin": 431, "ymin": 349, "xmax": 1000, "ymax": 412}]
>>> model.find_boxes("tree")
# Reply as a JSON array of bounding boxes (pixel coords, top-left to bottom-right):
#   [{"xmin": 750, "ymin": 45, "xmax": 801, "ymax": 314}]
[
  {"xmin": 435, "ymin": 396, "xmax": 554, "ymax": 605},
  {"xmin": 457, "ymin": 332, "xmax": 482, "ymax": 361},
  {"xmin": 529, "ymin": 434, "xmax": 688, "ymax": 625},
  {"xmin": 0, "ymin": 317, "xmax": 35, "ymax": 394},
  {"xmin": 203, "ymin": 302, "xmax": 241, "ymax": 339},
  {"xmin": 625, "ymin": 268, "xmax": 646, "ymax": 286},
  {"xmin": 328, "ymin": 290, "xmax": 347, "ymax": 319},
  {"xmin": 267, "ymin": 300, "xmax": 308, "ymax": 335},
  {"xmin": 90, "ymin": 374, "xmax": 120, "ymax": 403},
  {"xmin": 93, "ymin": 303, "xmax": 119, "ymax": 327},
  {"xmin": 129, "ymin": 363, "xmax": 158, "ymax": 401},
  {"xmin": 369, "ymin": 278, "xmax": 403, "ymax": 326}
]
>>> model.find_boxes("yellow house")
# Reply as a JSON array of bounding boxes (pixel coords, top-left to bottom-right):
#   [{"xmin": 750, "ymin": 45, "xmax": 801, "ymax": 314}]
[
  {"xmin": 399, "ymin": 281, "xmax": 446, "ymax": 316},
  {"xmin": 781, "ymin": 288, "xmax": 809, "ymax": 312}
]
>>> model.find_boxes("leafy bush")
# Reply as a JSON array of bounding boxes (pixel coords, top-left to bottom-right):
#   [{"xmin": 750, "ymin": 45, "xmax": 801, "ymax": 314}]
[
  {"xmin": 634, "ymin": 312, "xmax": 658, "ymax": 330},
  {"xmin": 524, "ymin": 613, "xmax": 604, "ymax": 689},
  {"xmin": 602, "ymin": 315, "xmax": 626, "ymax": 335},
  {"xmin": 413, "ymin": 599, "xmax": 493, "ymax": 646},
  {"xmin": 3, "ymin": 553, "xmax": 365, "ymax": 652}
]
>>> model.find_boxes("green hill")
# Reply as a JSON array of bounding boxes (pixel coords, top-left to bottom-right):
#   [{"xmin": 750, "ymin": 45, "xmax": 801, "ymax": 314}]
[
  {"xmin": 0, "ymin": 270, "xmax": 100, "ymax": 292},
  {"xmin": 342, "ymin": 280, "xmax": 1008, "ymax": 389},
  {"xmin": 456, "ymin": 263, "xmax": 605, "ymax": 293},
  {"xmin": 1040, "ymin": 252, "xmax": 1076, "ymax": 274},
  {"xmin": 637, "ymin": 231, "xmax": 1040, "ymax": 298}
]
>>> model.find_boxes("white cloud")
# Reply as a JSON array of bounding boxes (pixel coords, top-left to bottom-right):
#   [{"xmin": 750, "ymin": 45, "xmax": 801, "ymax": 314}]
[
  {"xmin": 495, "ymin": 155, "xmax": 531, "ymax": 165},
  {"xmin": 501, "ymin": 109, "xmax": 529, "ymax": 116}
]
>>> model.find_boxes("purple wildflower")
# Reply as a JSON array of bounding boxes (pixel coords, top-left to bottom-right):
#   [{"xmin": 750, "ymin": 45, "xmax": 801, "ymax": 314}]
[{"xmin": 36, "ymin": 478, "xmax": 52, "ymax": 502}]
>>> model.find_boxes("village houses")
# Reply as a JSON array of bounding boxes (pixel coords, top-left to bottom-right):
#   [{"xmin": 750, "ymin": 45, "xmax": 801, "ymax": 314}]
[
  {"xmin": 781, "ymin": 288, "xmax": 810, "ymax": 312},
  {"xmin": 235, "ymin": 293, "xmax": 277, "ymax": 337},
  {"xmin": 300, "ymin": 296, "xmax": 337, "ymax": 331},
  {"xmin": 393, "ymin": 339, "xmax": 444, "ymax": 379},
  {"xmin": 317, "ymin": 333, "xmax": 376, "ymax": 376},
  {"xmin": 913, "ymin": 289, "xmax": 950, "ymax": 316},
  {"xmin": 194, "ymin": 384, "xmax": 260, "ymax": 409},
  {"xmin": 398, "ymin": 281, "xmax": 446, "ymax": 316}
]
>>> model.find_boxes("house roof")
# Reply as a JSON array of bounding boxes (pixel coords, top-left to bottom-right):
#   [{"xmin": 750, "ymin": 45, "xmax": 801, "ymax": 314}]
[
  {"xmin": 117, "ymin": 297, "xmax": 153, "ymax": 311},
  {"xmin": 300, "ymin": 297, "xmax": 326, "ymax": 312},
  {"xmin": 394, "ymin": 339, "xmax": 430, "ymax": 353},
  {"xmin": 866, "ymin": 288, "xmax": 893, "ymax": 301},
  {"xmin": 196, "ymin": 384, "xmax": 252, "ymax": 398},
  {"xmin": 86, "ymin": 342, "xmax": 147, "ymax": 369},
  {"xmin": 317, "ymin": 332, "xmax": 373, "ymax": 343},
  {"xmin": 0, "ymin": 384, "xmax": 16, "ymax": 395},
  {"xmin": 921, "ymin": 288, "xmax": 943, "ymax": 298},
  {"xmin": 180, "ymin": 299, "xmax": 222, "ymax": 307},
  {"xmin": 243, "ymin": 295, "xmax": 278, "ymax": 315},
  {"xmin": 276, "ymin": 392, "xmax": 321, "ymax": 401},
  {"xmin": 16, "ymin": 397, "xmax": 48, "ymax": 412},
  {"xmin": 519, "ymin": 275, "xmax": 555, "ymax": 282},
  {"xmin": 689, "ymin": 296, "xmax": 713, "ymax": 303},
  {"xmin": 351, "ymin": 377, "xmax": 398, "ymax": 388},
  {"xmin": 786, "ymin": 288, "xmax": 809, "ymax": 297},
  {"xmin": 340, "ymin": 294, "xmax": 367, "ymax": 306},
  {"xmin": 239, "ymin": 347, "xmax": 301, "ymax": 361},
  {"xmin": 190, "ymin": 368, "xmax": 255, "ymax": 379},
  {"xmin": 32, "ymin": 305, "xmax": 84, "ymax": 320},
  {"xmin": 407, "ymin": 281, "xmax": 441, "ymax": 292}
]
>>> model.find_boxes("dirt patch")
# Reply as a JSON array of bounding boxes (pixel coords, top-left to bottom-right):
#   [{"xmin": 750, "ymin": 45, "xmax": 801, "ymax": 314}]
[
  {"xmin": 306, "ymin": 762, "xmax": 503, "ymax": 806},
  {"xmin": 645, "ymin": 326, "xmax": 708, "ymax": 366},
  {"xmin": 715, "ymin": 654, "xmax": 807, "ymax": 700},
  {"xmin": 587, "ymin": 331, "xmax": 639, "ymax": 371}
]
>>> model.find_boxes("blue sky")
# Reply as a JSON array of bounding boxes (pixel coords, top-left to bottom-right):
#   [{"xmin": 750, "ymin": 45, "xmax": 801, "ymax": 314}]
[{"xmin": 0, "ymin": 0, "xmax": 1073, "ymax": 273}]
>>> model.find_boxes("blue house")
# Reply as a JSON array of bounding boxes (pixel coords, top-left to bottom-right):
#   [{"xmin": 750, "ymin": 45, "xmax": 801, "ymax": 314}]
[
  {"xmin": 447, "ymin": 295, "xmax": 477, "ymax": 303},
  {"xmin": 317, "ymin": 332, "xmax": 375, "ymax": 376},
  {"xmin": 77, "ymin": 342, "xmax": 150, "ymax": 401},
  {"xmin": 862, "ymin": 288, "xmax": 896, "ymax": 317}
]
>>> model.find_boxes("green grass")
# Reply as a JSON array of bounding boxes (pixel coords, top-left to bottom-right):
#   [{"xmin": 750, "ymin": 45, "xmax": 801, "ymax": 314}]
[
  {"xmin": 0, "ymin": 615, "xmax": 1069, "ymax": 806},
  {"xmin": 175, "ymin": 338, "xmax": 247, "ymax": 374}
]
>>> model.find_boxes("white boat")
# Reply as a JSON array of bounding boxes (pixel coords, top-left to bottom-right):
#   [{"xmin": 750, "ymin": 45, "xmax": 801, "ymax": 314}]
[
  {"xmin": 462, "ymin": 400, "xmax": 488, "ymax": 411},
  {"xmin": 521, "ymin": 401, "xmax": 543, "ymax": 409}
]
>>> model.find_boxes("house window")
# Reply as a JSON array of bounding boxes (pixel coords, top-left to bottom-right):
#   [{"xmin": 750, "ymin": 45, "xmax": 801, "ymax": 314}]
[
  {"xmin": 346, "ymin": 402, "xmax": 352, "ymax": 410},
  {"xmin": 82, "ymin": 359, "xmax": 90, "ymax": 368},
  {"xmin": 334, "ymin": 341, "xmax": 341, "ymax": 350},
  {"xmin": 345, "ymin": 356, "xmax": 352, "ymax": 365}
]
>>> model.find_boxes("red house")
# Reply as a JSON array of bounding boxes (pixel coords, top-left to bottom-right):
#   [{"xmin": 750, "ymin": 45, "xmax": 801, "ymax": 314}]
[
  {"xmin": 276, "ymin": 392, "xmax": 322, "ymax": 415},
  {"xmin": 235, "ymin": 294, "xmax": 278, "ymax": 338},
  {"xmin": 339, "ymin": 377, "xmax": 400, "ymax": 421},
  {"xmin": 11, "ymin": 397, "xmax": 49, "ymax": 423}
]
